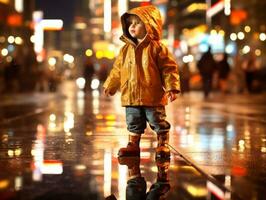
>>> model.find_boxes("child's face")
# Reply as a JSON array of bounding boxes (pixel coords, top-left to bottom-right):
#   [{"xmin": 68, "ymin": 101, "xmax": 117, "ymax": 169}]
[{"xmin": 128, "ymin": 15, "xmax": 147, "ymax": 40}]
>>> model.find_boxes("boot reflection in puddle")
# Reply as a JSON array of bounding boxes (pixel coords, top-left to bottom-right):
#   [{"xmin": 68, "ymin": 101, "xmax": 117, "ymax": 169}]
[
  {"xmin": 146, "ymin": 157, "xmax": 171, "ymax": 200},
  {"xmin": 119, "ymin": 156, "xmax": 147, "ymax": 200},
  {"xmin": 106, "ymin": 157, "xmax": 170, "ymax": 200}
]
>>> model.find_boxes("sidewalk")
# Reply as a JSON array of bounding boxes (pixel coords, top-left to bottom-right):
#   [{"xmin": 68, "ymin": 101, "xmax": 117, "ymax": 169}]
[
  {"xmin": 166, "ymin": 91, "xmax": 266, "ymax": 200},
  {"xmin": 0, "ymin": 83, "xmax": 265, "ymax": 199}
]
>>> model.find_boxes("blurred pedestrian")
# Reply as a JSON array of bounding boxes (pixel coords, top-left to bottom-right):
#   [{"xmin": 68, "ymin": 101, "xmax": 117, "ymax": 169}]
[
  {"xmin": 47, "ymin": 67, "xmax": 59, "ymax": 92},
  {"xmin": 243, "ymin": 52, "xmax": 257, "ymax": 93},
  {"xmin": 216, "ymin": 53, "xmax": 231, "ymax": 93},
  {"xmin": 35, "ymin": 62, "xmax": 49, "ymax": 92},
  {"xmin": 98, "ymin": 63, "xmax": 108, "ymax": 82},
  {"xmin": 83, "ymin": 57, "xmax": 95, "ymax": 92},
  {"xmin": 197, "ymin": 47, "xmax": 216, "ymax": 98},
  {"xmin": 21, "ymin": 45, "xmax": 38, "ymax": 92},
  {"xmin": 0, "ymin": 58, "xmax": 4, "ymax": 93},
  {"xmin": 232, "ymin": 54, "xmax": 245, "ymax": 93},
  {"xmin": 103, "ymin": 5, "xmax": 180, "ymax": 159},
  {"xmin": 4, "ymin": 58, "xmax": 20, "ymax": 93},
  {"xmin": 180, "ymin": 62, "xmax": 191, "ymax": 94}
]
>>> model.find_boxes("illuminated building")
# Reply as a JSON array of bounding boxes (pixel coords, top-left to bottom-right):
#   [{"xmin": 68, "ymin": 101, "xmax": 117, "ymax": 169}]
[
  {"xmin": 0, "ymin": 0, "xmax": 35, "ymax": 37},
  {"xmin": 177, "ymin": 0, "xmax": 207, "ymax": 30}
]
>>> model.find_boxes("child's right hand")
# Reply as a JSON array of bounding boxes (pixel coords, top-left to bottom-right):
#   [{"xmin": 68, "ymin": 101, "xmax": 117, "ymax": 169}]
[
  {"xmin": 166, "ymin": 91, "xmax": 178, "ymax": 102},
  {"xmin": 103, "ymin": 88, "xmax": 115, "ymax": 96}
]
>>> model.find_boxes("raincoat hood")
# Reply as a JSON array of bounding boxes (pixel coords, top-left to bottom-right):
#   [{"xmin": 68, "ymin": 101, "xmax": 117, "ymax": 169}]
[
  {"xmin": 103, "ymin": 5, "xmax": 180, "ymax": 107},
  {"xmin": 121, "ymin": 5, "xmax": 162, "ymax": 42}
]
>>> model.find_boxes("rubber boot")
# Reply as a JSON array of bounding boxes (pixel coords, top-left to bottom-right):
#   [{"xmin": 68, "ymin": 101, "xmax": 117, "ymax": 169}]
[
  {"xmin": 155, "ymin": 133, "xmax": 170, "ymax": 159},
  {"xmin": 118, "ymin": 134, "xmax": 141, "ymax": 157},
  {"xmin": 146, "ymin": 158, "xmax": 170, "ymax": 200}
]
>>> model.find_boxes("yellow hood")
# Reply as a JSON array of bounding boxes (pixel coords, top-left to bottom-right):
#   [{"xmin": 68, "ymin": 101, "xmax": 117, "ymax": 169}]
[{"xmin": 121, "ymin": 5, "xmax": 162, "ymax": 41}]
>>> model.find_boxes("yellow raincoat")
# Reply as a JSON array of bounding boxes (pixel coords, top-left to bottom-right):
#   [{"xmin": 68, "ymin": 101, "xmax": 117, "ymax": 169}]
[{"xmin": 103, "ymin": 5, "xmax": 180, "ymax": 106}]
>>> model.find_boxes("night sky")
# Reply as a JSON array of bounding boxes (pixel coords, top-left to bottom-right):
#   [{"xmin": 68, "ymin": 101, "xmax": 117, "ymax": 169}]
[{"xmin": 35, "ymin": 0, "xmax": 76, "ymax": 28}]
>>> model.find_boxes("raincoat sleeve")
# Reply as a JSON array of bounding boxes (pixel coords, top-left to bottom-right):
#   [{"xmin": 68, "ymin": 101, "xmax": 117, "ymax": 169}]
[
  {"xmin": 103, "ymin": 48, "xmax": 123, "ymax": 94},
  {"xmin": 157, "ymin": 43, "xmax": 181, "ymax": 93}
]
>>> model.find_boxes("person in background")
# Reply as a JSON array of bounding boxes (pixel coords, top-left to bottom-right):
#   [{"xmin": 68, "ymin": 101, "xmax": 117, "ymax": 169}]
[
  {"xmin": 98, "ymin": 62, "xmax": 109, "ymax": 91},
  {"xmin": 21, "ymin": 45, "xmax": 38, "ymax": 92},
  {"xmin": 232, "ymin": 54, "xmax": 245, "ymax": 93},
  {"xmin": 216, "ymin": 53, "xmax": 231, "ymax": 93},
  {"xmin": 243, "ymin": 51, "xmax": 258, "ymax": 93},
  {"xmin": 4, "ymin": 58, "xmax": 20, "ymax": 93},
  {"xmin": 83, "ymin": 57, "xmax": 95, "ymax": 92},
  {"xmin": 180, "ymin": 62, "xmax": 191, "ymax": 94},
  {"xmin": 197, "ymin": 47, "xmax": 216, "ymax": 99}
]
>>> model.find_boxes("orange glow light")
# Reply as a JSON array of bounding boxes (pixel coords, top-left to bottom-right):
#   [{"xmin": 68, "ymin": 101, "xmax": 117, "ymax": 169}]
[
  {"xmin": 232, "ymin": 165, "xmax": 247, "ymax": 176},
  {"xmin": 230, "ymin": 9, "xmax": 247, "ymax": 25},
  {"xmin": 0, "ymin": 0, "xmax": 9, "ymax": 4},
  {"xmin": 7, "ymin": 14, "xmax": 22, "ymax": 26}
]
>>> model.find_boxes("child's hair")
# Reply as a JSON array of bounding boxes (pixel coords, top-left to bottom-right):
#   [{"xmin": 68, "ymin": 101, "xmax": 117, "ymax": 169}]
[{"xmin": 125, "ymin": 14, "xmax": 141, "ymax": 26}]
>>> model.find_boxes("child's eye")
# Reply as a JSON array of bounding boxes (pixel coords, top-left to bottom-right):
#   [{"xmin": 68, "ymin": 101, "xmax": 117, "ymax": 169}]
[{"xmin": 132, "ymin": 21, "xmax": 141, "ymax": 25}]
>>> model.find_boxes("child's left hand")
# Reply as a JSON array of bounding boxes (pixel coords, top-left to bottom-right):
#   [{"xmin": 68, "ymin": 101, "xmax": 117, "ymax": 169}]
[{"xmin": 167, "ymin": 91, "xmax": 178, "ymax": 102}]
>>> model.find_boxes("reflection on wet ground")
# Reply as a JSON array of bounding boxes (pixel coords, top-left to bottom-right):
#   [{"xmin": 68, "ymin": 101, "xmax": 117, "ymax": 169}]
[
  {"xmin": 0, "ymin": 83, "xmax": 266, "ymax": 199},
  {"xmin": 167, "ymin": 93, "xmax": 266, "ymax": 200},
  {"xmin": 0, "ymin": 112, "xmax": 235, "ymax": 200}
]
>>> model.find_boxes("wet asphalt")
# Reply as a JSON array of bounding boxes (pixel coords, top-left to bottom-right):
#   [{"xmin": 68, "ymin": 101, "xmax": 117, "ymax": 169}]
[{"xmin": 0, "ymin": 81, "xmax": 265, "ymax": 200}]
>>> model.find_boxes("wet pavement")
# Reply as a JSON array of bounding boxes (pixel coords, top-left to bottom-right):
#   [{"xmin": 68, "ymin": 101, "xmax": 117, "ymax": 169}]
[{"xmin": 0, "ymin": 81, "xmax": 265, "ymax": 200}]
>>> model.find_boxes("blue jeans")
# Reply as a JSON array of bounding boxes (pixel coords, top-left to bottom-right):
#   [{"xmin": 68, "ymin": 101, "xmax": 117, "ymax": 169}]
[{"xmin": 125, "ymin": 106, "xmax": 170, "ymax": 134}]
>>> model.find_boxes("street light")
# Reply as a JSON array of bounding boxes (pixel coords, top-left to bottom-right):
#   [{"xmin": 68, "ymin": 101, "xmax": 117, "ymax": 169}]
[
  {"xmin": 237, "ymin": 32, "xmax": 245, "ymax": 40},
  {"xmin": 259, "ymin": 33, "xmax": 266, "ymax": 41}
]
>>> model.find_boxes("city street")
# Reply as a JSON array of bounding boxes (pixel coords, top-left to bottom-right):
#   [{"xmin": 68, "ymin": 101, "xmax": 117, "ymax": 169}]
[{"xmin": 0, "ymin": 81, "xmax": 265, "ymax": 200}]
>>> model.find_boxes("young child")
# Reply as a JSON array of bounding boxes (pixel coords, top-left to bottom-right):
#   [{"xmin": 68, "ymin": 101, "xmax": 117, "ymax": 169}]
[{"xmin": 103, "ymin": 5, "xmax": 180, "ymax": 158}]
